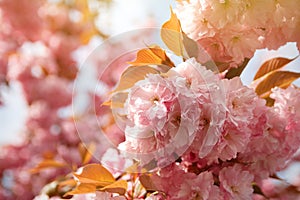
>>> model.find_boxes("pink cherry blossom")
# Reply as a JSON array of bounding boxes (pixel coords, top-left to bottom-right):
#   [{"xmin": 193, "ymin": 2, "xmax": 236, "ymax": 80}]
[
  {"xmin": 219, "ymin": 164, "xmax": 254, "ymax": 200},
  {"xmin": 176, "ymin": 0, "xmax": 300, "ymax": 67},
  {"xmin": 270, "ymin": 86, "xmax": 300, "ymax": 155},
  {"xmin": 101, "ymin": 148, "xmax": 133, "ymax": 177},
  {"xmin": 150, "ymin": 164, "xmax": 217, "ymax": 200},
  {"xmin": 175, "ymin": 0, "xmax": 215, "ymax": 40},
  {"xmin": 220, "ymin": 27, "xmax": 264, "ymax": 65},
  {"xmin": 238, "ymin": 86, "xmax": 300, "ymax": 182},
  {"xmin": 201, "ymin": 0, "xmax": 248, "ymax": 29},
  {"xmin": 205, "ymin": 122, "xmax": 250, "ymax": 163},
  {"xmin": 191, "ymin": 102, "xmax": 226, "ymax": 159},
  {"xmin": 118, "ymin": 72, "xmax": 200, "ymax": 167},
  {"xmin": 222, "ymin": 77, "xmax": 264, "ymax": 126},
  {"xmin": 118, "ymin": 74, "xmax": 178, "ymax": 157},
  {"xmin": 167, "ymin": 58, "xmax": 220, "ymax": 99},
  {"xmin": 95, "ymin": 192, "xmax": 126, "ymax": 200},
  {"xmin": 196, "ymin": 35, "xmax": 232, "ymax": 65},
  {"xmin": 167, "ymin": 59, "xmax": 227, "ymax": 159},
  {"xmin": 145, "ymin": 194, "xmax": 169, "ymax": 200}
]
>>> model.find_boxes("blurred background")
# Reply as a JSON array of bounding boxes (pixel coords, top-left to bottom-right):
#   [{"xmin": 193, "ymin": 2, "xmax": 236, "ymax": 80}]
[{"xmin": 0, "ymin": 0, "xmax": 176, "ymax": 146}]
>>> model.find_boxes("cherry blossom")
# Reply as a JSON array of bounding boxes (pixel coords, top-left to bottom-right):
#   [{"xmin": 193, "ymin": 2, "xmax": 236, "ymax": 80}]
[
  {"xmin": 219, "ymin": 164, "xmax": 254, "ymax": 200},
  {"xmin": 176, "ymin": 0, "xmax": 300, "ymax": 67}
]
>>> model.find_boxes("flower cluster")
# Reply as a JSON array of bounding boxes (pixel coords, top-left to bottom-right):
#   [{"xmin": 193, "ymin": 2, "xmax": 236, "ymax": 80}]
[
  {"xmin": 117, "ymin": 58, "xmax": 220, "ymax": 166},
  {"xmin": 106, "ymin": 58, "xmax": 300, "ymax": 199},
  {"xmin": 176, "ymin": 0, "xmax": 300, "ymax": 66}
]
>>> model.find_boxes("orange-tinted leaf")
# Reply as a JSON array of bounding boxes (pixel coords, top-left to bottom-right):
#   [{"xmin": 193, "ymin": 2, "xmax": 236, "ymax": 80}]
[
  {"xmin": 265, "ymin": 97, "xmax": 275, "ymax": 107},
  {"xmin": 30, "ymin": 159, "xmax": 67, "ymax": 173},
  {"xmin": 58, "ymin": 178, "xmax": 77, "ymax": 188},
  {"xmin": 133, "ymin": 179, "xmax": 147, "ymax": 198},
  {"xmin": 177, "ymin": 0, "xmax": 190, "ymax": 3},
  {"xmin": 255, "ymin": 71, "xmax": 300, "ymax": 98},
  {"xmin": 203, "ymin": 60, "xmax": 231, "ymax": 73},
  {"xmin": 156, "ymin": 64, "xmax": 173, "ymax": 73},
  {"xmin": 225, "ymin": 58, "xmax": 250, "ymax": 79},
  {"xmin": 80, "ymin": 29, "xmax": 98, "ymax": 44},
  {"xmin": 202, "ymin": 60, "xmax": 218, "ymax": 73},
  {"xmin": 128, "ymin": 46, "xmax": 175, "ymax": 67},
  {"xmin": 254, "ymin": 56, "xmax": 298, "ymax": 80},
  {"xmin": 102, "ymin": 100, "xmax": 112, "ymax": 106},
  {"xmin": 125, "ymin": 162, "xmax": 140, "ymax": 173},
  {"xmin": 64, "ymin": 183, "xmax": 97, "ymax": 196},
  {"xmin": 74, "ymin": 0, "xmax": 90, "ymax": 21},
  {"xmin": 74, "ymin": 164, "xmax": 115, "ymax": 187},
  {"xmin": 216, "ymin": 62, "xmax": 232, "ymax": 73},
  {"xmin": 139, "ymin": 174, "xmax": 157, "ymax": 191},
  {"xmin": 42, "ymin": 151, "xmax": 55, "ymax": 159},
  {"xmin": 99, "ymin": 180, "xmax": 128, "ymax": 195},
  {"xmin": 73, "ymin": 0, "xmax": 105, "ymax": 44},
  {"xmin": 161, "ymin": 8, "xmax": 183, "ymax": 56},
  {"xmin": 56, "ymin": 178, "xmax": 77, "ymax": 197},
  {"xmin": 182, "ymin": 32, "xmax": 199, "ymax": 59},
  {"xmin": 124, "ymin": 162, "xmax": 148, "ymax": 174},
  {"xmin": 110, "ymin": 92, "xmax": 128, "ymax": 110},
  {"xmin": 161, "ymin": 8, "xmax": 199, "ymax": 59},
  {"xmin": 40, "ymin": 180, "xmax": 61, "ymax": 197},
  {"xmin": 78, "ymin": 143, "xmax": 96, "ymax": 165},
  {"xmin": 66, "ymin": 180, "xmax": 127, "ymax": 196},
  {"xmin": 112, "ymin": 66, "xmax": 160, "ymax": 93},
  {"xmin": 162, "ymin": 8, "xmax": 181, "ymax": 33},
  {"xmin": 102, "ymin": 93, "xmax": 128, "ymax": 117}
]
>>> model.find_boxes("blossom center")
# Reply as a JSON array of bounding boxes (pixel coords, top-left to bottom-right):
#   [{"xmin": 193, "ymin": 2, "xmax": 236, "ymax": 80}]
[{"xmin": 151, "ymin": 96, "xmax": 160, "ymax": 104}]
